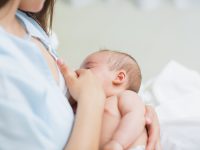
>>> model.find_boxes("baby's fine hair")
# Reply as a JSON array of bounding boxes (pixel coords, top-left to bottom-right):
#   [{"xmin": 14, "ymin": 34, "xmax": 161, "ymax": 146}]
[{"xmin": 98, "ymin": 49, "xmax": 142, "ymax": 93}]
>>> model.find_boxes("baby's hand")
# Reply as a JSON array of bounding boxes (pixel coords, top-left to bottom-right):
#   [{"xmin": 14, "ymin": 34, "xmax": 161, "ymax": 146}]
[{"xmin": 103, "ymin": 140, "xmax": 123, "ymax": 150}]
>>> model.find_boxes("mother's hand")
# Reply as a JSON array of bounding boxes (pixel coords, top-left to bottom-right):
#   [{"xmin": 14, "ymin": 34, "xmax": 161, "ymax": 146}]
[
  {"xmin": 57, "ymin": 59, "xmax": 105, "ymax": 103},
  {"xmin": 57, "ymin": 60, "xmax": 105, "ymax": 150},
  {"xmin": 145, "ymin": 105, "xmax": 161, "ymax": 150}
]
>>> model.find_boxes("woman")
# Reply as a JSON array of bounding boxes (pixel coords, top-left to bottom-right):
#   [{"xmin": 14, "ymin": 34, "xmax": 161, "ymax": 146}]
[{"xmin": 0, "ymin": 0, "xmax": 160, "ymax": 149}]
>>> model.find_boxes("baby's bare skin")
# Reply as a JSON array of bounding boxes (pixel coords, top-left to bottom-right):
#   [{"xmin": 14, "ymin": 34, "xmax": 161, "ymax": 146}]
[
  {"xmin": 100, "ymin": 96, "xmax": 121, "ymax": 146},
  {"xmin": 78, "ymin": 51, "xmax": 147, "ymax": 149},
  {"xmin": 101, "ymin": 91, "xmax": 147, "ymax": 150}
]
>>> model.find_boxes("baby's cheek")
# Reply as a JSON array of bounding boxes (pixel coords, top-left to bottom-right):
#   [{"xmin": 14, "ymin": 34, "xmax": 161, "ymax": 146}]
[{"xmin": 90, "ymin": 69, "xmax": 103, "ymax": 80}]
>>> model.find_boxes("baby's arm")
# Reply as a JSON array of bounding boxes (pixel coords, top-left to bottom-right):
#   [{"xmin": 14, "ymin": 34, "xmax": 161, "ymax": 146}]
[{"xmin": 105, "ymin": 90, "xmax": 146, "ymax": 149}]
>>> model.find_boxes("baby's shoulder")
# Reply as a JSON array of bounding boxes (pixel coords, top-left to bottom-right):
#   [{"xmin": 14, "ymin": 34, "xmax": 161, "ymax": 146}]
[
  {"xmin": 117, "ymin": 90, "xmax": 139, "ymax": 100},
  {"xmin": 117, "ymin": 90, "xmax": 144, "ymax": 107},
  {"xmin": 117, "ymin": 90, "xmax": 145, "ymax": 114}
]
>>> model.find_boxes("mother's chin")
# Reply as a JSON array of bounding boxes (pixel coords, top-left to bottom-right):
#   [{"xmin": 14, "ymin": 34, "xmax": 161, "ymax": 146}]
[{"xmin": 19, "ymin": 0, "xmax": 46, "ymax": 13}]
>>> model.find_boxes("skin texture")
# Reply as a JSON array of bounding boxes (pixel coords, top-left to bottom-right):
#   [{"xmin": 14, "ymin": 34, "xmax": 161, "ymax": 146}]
[
  {"xmin": 81, "ymin": 52, "xmax": 128, "ymax": 97},
  {"xmin": 145, "ymin": 106, "xmax": 161, "ymax": 150},
  {"xmin": 58, "ymin": 62, "xmax": 105, "ymax": 150},
  {"xmin": 81, "ymin": 51, "xmax": 161, "ymax": 150},
  {"xmin": 0, "ymin": 1, "xmax": 161, "ymax": 149},
  {"xmin": 82, "ymin": 52, "xmax": 147, "ymax": 149},
  {"xmin": 19, "ymin": 0, "xmax": 46, "ymax": 12},
  {"xmin": 102, "ymin": 92, "xmax": 147, "ymax": 150},
  {"xmin": 0, "ymin": 1, "xmax": 105, "ymax": 150}
]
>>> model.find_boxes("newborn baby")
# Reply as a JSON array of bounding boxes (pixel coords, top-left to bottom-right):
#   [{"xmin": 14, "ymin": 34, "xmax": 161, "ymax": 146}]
[{"xmin": 60, "ymin": 50, "xmax": 147, "ymax": 150}]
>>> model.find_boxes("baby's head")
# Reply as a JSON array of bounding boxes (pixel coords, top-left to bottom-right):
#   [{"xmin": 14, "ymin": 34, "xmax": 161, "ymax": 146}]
[{"xmin": 81, "ymin": 49, "xmax": 142, "ymax": 97}]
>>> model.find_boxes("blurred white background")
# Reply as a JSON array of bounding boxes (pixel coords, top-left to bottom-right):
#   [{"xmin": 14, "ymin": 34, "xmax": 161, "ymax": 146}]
[{"xmin": 53, "ymin": 0, "xmax": 200, "ymax": 81}]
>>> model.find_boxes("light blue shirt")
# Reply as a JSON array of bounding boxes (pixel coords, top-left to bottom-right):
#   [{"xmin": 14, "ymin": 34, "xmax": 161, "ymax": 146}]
[{"xmin": 0, "ymin": 11, "xmax": 74, "ymax": 150}]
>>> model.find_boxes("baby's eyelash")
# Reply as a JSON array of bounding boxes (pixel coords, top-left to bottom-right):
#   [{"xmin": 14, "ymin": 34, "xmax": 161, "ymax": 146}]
[
  {"xmin": 85, "ymin": 66, "xmax": 95, "ymax": 69},
  {"xmin": 84, "ymin": 66, "xmax": 91, "ymax": 69}
]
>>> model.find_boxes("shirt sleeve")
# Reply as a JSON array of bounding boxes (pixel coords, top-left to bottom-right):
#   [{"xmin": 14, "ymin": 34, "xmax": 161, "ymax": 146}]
[{"xmin": 0, "ymin": 58, "xmax": 57, "ymax": 150}]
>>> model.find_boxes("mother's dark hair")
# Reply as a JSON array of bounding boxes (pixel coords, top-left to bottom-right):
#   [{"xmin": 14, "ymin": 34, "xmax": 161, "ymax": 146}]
[
  {"xmin": 0, "ymin": 0, "xmax": 55, "ymax": 33},
  {"xmin": 0, "ymin": 0, "xmax": 9, "ymax": 8}
]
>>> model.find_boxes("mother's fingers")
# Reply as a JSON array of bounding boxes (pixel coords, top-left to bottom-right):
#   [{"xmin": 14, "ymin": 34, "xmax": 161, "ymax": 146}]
[
  {"xmin": 146, "ymin": 125, "xmax": 156, "ymax": 150},
  {"xmin": 145, "ymin": 106, "xmax": 154, "ymax": 124},
  {"xmin": 57, "ymin": 59, "xmax": 68, "ymax": 74},
  {"xmin": 145, "ymin": 106, "xmax": 160, "ymax": 150},
  {"xmin": 57, "ymin": 59, "xmax": 77, "ymax": 85}
]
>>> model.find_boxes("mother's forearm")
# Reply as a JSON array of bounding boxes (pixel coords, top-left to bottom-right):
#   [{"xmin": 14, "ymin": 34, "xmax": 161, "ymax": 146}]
[{"xmin": 65, "ymin": 97, "xmax": 105, "ymax": 150}]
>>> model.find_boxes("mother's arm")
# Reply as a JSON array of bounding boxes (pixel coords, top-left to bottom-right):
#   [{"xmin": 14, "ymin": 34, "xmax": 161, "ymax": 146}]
[{"xmin": 58, "ymin": 61, "xmax": 106, "ymax": 150}]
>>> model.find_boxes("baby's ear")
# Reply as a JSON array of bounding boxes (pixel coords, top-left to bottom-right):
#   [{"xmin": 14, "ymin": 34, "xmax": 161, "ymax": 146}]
[{"xmin": 112, "ymin": 70, "xmax": 127, "ymax": 85}]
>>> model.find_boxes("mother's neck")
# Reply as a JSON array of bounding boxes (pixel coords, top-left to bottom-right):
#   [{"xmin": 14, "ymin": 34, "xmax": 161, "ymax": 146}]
[
  {"xmin": 0, "ymin": 0, "xmax": 20, "ymax": 23},
  {"xmin": 0, "ymin": 0, "xmax": 26, "ymax": 37}
]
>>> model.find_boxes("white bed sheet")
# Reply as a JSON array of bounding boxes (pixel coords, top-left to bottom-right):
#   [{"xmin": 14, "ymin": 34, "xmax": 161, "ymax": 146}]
[{"xmin": 140, "ymin": 61, "xmax": 200, "ymax": 150}]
